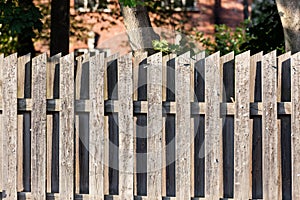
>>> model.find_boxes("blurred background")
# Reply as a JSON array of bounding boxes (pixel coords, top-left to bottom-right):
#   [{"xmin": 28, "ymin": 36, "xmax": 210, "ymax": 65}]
[{"xmin": 0, "ymin": 0, "xmax": 284, "ymax": 57}]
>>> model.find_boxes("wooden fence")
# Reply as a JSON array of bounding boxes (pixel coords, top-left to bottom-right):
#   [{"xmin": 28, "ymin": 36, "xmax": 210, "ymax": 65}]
[{"xmin": 0, "ymin": 50, "xmax": 299, "ymax": 200}]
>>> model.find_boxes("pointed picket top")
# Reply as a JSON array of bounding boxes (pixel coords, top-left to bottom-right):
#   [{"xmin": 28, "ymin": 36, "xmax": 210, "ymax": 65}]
[
  {"xmin": 204, "ymin": 50, "xmax": 222, "ymax": 199},
  {"xmin": 234, "ymin": 50, "xmax": 251, "ymax": 199},
  {"xmin": 3, "ymin": 52, "xmax": 18, "ymax": 200}
]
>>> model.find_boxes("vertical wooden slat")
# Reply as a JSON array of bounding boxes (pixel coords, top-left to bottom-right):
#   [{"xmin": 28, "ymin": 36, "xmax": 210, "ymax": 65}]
[
  {"xmin": 175, "ymin": 52, "xmax": 191, "ymax": 200},
  {"xmin": 262, "ymin": 50, "xmax": 280, "ymax": 200},
  {"xmin": 0, "ymin": 54, "xmax": 3, "ymax": 195},
  {"xmin": 59, "ymin": 53, "xmax": 75, "ymax": 200},
  {"xmin": 147, "ymin": 52, "xmax": 162, "ymax": 200},
  {"xmin": 3, "ymin": 53, "xmax": 18, "ymax": 200},
  {"xmin": 204, "ymin": 52, "xmax": 221, "ymax": 199},
  {"xmin": 233, "ymin": 51, "xmax": 251, "ymax": 199},
  {"xmin": 89, "ymin": 53, "xmax": 105, "ymax": 199},
  {"xmin": 31, "ymin": 53, "xmax": 47, "ymax": 199},
  {"xmin": 118, "ymin": 53, "xmax": 134, "ymax": 199},
  {"xmin": 291, "ymin": 52, "xmax": 300, "ymax": 199}
]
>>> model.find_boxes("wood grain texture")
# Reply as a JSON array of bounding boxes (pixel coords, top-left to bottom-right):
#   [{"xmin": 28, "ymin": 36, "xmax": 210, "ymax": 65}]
[
  {"xmin": 59, "ymin": 53, "xmax": 75, "ymax": 200},
  {"xmin": 291, "ymin": 52, "xmax": 300, "ymax": 199},
  {"xmin": 233, "ymin": 51, "xmax": 251, "ymax": 199},
  {"xmin": 118, "ymin": 53, "xmax": 134, "ymax": 200},
  {"xmin": 147, "ymin": 52, "xmax": 163, "ymax": 200},
  {"xmin": 0, "ymin": 54, "xmax": 3, "ymax": 194},
  {"xmin": 89, "ymin": 53, "xmax": 105, "ymax": 199},
  {"xmin": 175, "ymin": 52, "xmax": 191, "ymax": 200},
  {"xmin": 204, "ymin": 52, "xmax": 222, "ymax": 200},
  {"xmin": 262, "ymin": 51, "xmax": 280, "ymax": 200},
  {"xmin": 31, "ymin": 53, "xmax": 47, "ymax": 200},
  {"xmin": 3, "ymin": 53, "xmax": 18, "ymax": 200}
]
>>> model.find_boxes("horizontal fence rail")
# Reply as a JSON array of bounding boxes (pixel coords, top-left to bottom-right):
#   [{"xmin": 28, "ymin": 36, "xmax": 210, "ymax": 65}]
[{"xmin": 0, "ymin": 50, "xmax": 299, "ymax": 200}]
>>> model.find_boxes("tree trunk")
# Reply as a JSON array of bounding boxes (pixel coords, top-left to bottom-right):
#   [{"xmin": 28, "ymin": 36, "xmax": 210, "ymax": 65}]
[
  {"xmin": 214, "ymin": 0, "xmax": 221, "ymax": 25},
  {"xmin": 50, "ymin": 0, "xmax": 70, "ymax": 56},
  {"xmin": 18, "ymin": 0, "xmax": 35, "ymax": 56},
  {"xmin": 275, "ymin": 0, "xmax": 300, "ymax": 53},
  {"xmin": 243, "ymin": 0, "xmax": 249, "ymax": 20},
  {"xmin": 120, "ymin": 3, "xmax": 159, "ymax": 57}
]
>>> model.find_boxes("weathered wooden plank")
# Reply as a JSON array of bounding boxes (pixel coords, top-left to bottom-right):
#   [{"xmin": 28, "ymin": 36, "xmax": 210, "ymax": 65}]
[
  {"xmin": 262, "ymin": 51, "xmax": 280, "ymax": 200},
  {"xmin": 59, "ymin": 53, "xmax": 75, "ymax": 200},
  {"xmin": 3, "ymin": 98, "xmax": 295, "ymax": 115},
  {"xmin": 291, "ymin": 52, "xmax": 300, "ymax": 199},
  {"xmin": 3, "ymin": 53, "xmax": 18, "ymax": 199},
  {"xmin": 31, "ymin": 53, "xmax": 47, "ymax": 200},
  {"xmin": 0, "ymin": 54, "xmax": 3, "ymax": 195},
  {"xmin": 89, "ymin": 53, "xmax": 105, "ymax": 199},
  {"xmin": 147, "ymin": 52, "xmax": 162, "ymax": 200},
  {"xmin": 204, "ymin": 52, "xmax": 222, "ymax": 199},
  {"xmin": 118, "ymin": 53, "xmax": 134, "ymax": 199},
  {"xmin": 175, "ymin": 52, "xmax": 191, "ymax": 200},
  {"xmin": 233, "ymin": 51, "xmax": 251, "ymax": 199}
]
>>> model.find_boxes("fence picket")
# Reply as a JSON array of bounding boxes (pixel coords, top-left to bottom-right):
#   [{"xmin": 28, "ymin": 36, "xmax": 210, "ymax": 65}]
[
  {"xmin": 0, "ymin": 50, "xmax": 299, "ymax": 199},
  {"xmin": 291, "ymin": 52, "xmax": 300, "ymax": 199},
  {"xmin": 118, "ymin": 53, "xmax": 134, "ymax": 199},
  {"xmin": 31, "ymin": 53, "xmax": 47, "ymax": 199},
  {"xmin": 204, "ymin": 52, "xmax": 222, "ymax": 199},
  {"xmin": 59, "ymin": 53, "xmax": 75, "ymax": 200},
  {"xmin": 3, "ymin": 53, "xmax": 18, "ymax": 200},
  {"xmin": 175, "ymin": 52, "xmax": 191, "ymax": 200},
  {"xmin": 233, "ymin": 51, "xmax": 251, "ymax": 199},
  {"xmin": 147, "ymin": 52, "xmax": 163, "ymax": 200},
  {"xmin": 0, "ymin": 54, "xmax": 3, "ymax": 196},
  {"xmin": 262, "ymin": 51, "xmax": 280, "ymax": 200},
  {"xmin": 89, "ymin": 53, "xmax": 105, "ymax": 199}
]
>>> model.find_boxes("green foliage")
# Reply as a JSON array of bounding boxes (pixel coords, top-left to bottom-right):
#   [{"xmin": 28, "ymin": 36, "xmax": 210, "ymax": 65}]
[
  {"xmin": 120, "ymin": 0, "xmax": 144, "ymax": 7},
  {"xmin": 0, "ymin": 0, "xmax": 42, "ymax": 55},
  {"xmin": 193, "ymin": 0, "xmax": 285, "ymax": 56},
  {"xmin": 195, "ymin": 21, "xmax": 252, "ymax": 55},
  {"xmin": 241, "ymin": 0, "xmax": 285, "ymax": 54}
]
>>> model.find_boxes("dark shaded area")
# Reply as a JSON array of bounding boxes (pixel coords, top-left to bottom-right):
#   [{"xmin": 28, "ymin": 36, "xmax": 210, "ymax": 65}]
[
  {"xmin": 107, "ymin": 59, "xmax": 119, "ymax": 195},
  {"xmin": 50, "ymin": 0, "xmax": 70, "ymax": 56},
  {"xmin": 136, "ymin": 59, "xmax": 148, "ymax": 196}
]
